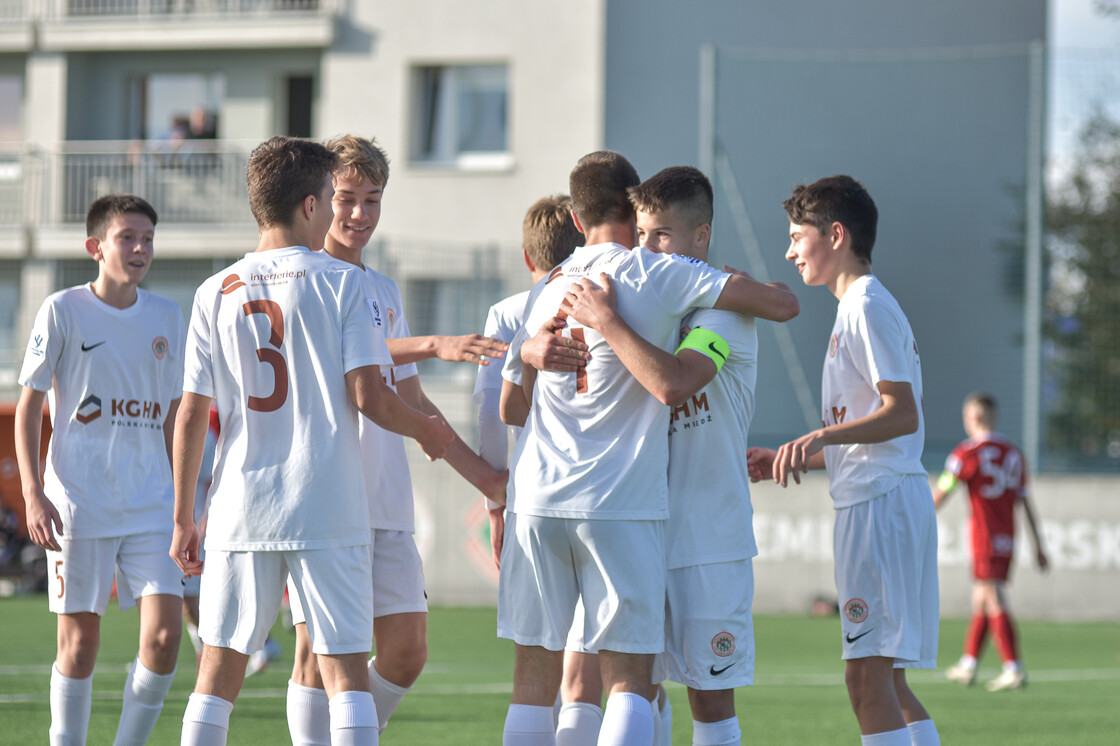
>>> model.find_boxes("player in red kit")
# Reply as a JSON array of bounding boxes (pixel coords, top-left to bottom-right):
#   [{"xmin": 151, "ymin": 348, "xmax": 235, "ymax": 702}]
[{"xmin": 933, "ymin": 392, "xmax": 1048, "ymax": 692}]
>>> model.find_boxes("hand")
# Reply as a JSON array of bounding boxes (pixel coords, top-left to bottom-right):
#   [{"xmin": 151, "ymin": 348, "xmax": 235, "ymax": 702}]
[
  {"xmin": 773, "ymin": 429, "xmax": 827, "ymax": 486},
  {"xmin": 521, "ymin": 318, "xmax": 589, "ymax": 372},
  {"xmin": 488, "ymin": 507, "xmax": 505, "ymax": 570},
  {"xmin": 24, "ymin": 488, "xmax": 64, "ymax": 552},
  {"xmin": 170, "ymin": 521, "xmax": 204, "ymax": 577},
  {"xmin": 435, "ymin": 334, "xmax": 508, "ymax": 365},
  {"xmin": 1037, "ymin": 549, "xmax": 1050, "ymax": 573},
  {"xmin": 722, "ymin": 264, "xmax": 756, "ymax": 280},
  {"xmin": 561, "ymin": 274, "xmax": 616, "ymax": 332},
  {"xmin": 418, "ymin": 415, "xmax": 455, "ymax": 461},
  {"xmin": 746, "ymin": 447, "xmax": 776, "ymax": 483}
]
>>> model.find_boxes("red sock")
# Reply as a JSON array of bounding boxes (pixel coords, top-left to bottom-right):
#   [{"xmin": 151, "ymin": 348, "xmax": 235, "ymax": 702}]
[
  {"xmin": 963, "ymin": 613, "xmax": 989, "ymax": 659},
  {"xmin": 990, "ymin": 612, "xmax": 1019, "ymax": 664}
]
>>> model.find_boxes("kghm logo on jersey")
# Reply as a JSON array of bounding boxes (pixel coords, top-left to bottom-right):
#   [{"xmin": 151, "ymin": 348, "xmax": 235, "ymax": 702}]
[
  {"xmin": 829, "ymin": 333, "xmax": 839, "ymax": 358},
  {"xmin": 711, "ymin": 631, "xmax": 736, "ymax": 657},
  {"xmin": 152, "ymin": 336, "xmax": 168, "ymax": 360},
  {"xmin": 220, "ymin": 274, "xmax": 246, "ymax": 295},
  {"xmin": 844, "ymin": 598, "xmax": 869, "ymax": 624},
  {"xmin": 76, "ymin": 395, "xmax": 102, "ymax": 424}
]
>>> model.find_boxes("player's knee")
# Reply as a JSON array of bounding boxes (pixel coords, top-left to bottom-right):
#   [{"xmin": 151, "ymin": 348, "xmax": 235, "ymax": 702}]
[
  {"xmin": 141, "ymin": 624, "xmax": 182, "ymax": 666},
  {"xmin": 380, "ymin": 639, "xmax": 428, "ymax": 683},
  {"xmin": 56, "ymin": 631, "xmax": 99, "ymax": 677}
]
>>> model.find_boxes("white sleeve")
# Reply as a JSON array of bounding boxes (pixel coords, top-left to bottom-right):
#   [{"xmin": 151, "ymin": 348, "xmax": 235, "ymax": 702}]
[{"xmin": 18, "ymin": 297, "xmax": 62, "ymax": 392}]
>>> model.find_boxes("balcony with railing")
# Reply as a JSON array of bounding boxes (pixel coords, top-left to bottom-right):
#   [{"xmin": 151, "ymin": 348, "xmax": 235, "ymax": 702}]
[
  {"xmin": 12, "ymin": 0, "xmax": 339, "ymax": 51},
  {"xmin": 1, "ymin": 140, "xmax": 261, "ymax": 257}
]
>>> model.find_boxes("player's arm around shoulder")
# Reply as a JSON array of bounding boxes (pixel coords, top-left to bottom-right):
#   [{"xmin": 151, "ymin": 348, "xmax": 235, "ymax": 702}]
[
  {"xmin": 714, "ymin": 265, "xmax": 800, "ymax": 322},
  {"xmin": 15, "ymin": 385, "xmax": 63, "ymax": 551}
]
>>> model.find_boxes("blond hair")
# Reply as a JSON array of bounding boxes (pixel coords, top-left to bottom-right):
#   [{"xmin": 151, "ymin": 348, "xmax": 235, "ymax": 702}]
[
  {"xmin": 522, "ymin": 195, "xmax": 581, "ymax": 271},
  {"xmin": 324, "ymin": 134, "xmax": 390, "ymax": 188}
]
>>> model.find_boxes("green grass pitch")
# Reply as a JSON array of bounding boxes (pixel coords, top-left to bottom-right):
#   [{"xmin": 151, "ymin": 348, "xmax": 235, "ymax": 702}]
[{"xmin": 0, "ymin": 596, "xmax": 1117, "ymax": 744}]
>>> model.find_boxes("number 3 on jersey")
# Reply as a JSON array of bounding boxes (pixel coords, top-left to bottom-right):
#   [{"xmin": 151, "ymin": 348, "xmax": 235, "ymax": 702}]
[
  {"xmin": 242, "ymin": 299, "xmax": 289, "ymax": 412},
  {"xmin": 555, "ymin": 304, "xmax": 588, "ymax": 394}
]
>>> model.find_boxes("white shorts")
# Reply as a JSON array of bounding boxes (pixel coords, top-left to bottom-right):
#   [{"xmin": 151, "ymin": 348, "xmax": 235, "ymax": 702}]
[
  {"xmin": 834, "ymin": 476, "xmax": 939, "ymax": 668},
  {"xmin": 289, "ymin": 529, "xmax": 427, "ymax": 626},
  {"xmin": 653, "ymin": 559, "xmax": 755, "ymax": 690},
  {"xmin": 497, "ymin": 513, "xmax": 665, "ymax": 654},
  {"xmin": 46, "ymin": 532, "xmax": 183, "ymax": 614},
  {"xmin": 200, "ymin": 545, "xmax": 373, "ymax": 657}
]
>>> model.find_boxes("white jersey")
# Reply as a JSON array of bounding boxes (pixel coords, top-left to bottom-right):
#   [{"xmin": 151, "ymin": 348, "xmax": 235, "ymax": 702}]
[
  {"xmin": 475, "ymin": 290, "xmax": 530, "ymax": 494},
  {"xmin": 356, "ymin": 265, "xmax": 419, "ymax": 532},
  {"xmin": 821, "ymin": 274, "xmax": 926, "ymax": 507},
  {"xmin": 183, "ymin": 247, "xmax": 392, "ymax": 550},
  {"xmin": 19, "ymin": 286, "xmax": 185, "ymax": 539},
  {"xmin": 509, "ymin": 243, "xmax": 728, "ymax": 520},
  {"xmin": 666, "ymin": 307, "xmax": 758, "ymax": 568}
]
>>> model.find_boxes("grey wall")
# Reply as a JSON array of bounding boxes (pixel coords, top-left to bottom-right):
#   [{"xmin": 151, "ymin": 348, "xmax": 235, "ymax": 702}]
[{"xmin": 601, "ymin": 0, "xmax": 1047, "ymax": 469}]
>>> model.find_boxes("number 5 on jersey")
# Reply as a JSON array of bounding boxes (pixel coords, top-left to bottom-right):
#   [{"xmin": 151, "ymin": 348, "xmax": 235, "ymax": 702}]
[{"xmin": 243, "ymin": 299, "xmax": 289, "ymax": 412}]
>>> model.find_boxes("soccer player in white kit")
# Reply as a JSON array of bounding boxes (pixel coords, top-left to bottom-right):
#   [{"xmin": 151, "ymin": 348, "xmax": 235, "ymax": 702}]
[
  {"xmin": 171, "ymin": 136, "xmax": 453, "ymax": 746},
  {"xmin": 15, "ymin": 194, "xmax": 186, "ymax": 746},
  {"xmin": 284, "ymin": 134, "xmax": 508, "ymax": 744},
  {"xmin": 497, "ymin": 151, "xmax": 798, "ymax": 745},
  {"xmin": 475, "ymin": 194, "xmax": 582, "ymax": 568},
  {"xmin": 557, "ymin": 166, "xmax": 764, "ymax": 746},
  {"xmin": 747, "ymin": 176, "xmax": 940, "ymax": 746}
]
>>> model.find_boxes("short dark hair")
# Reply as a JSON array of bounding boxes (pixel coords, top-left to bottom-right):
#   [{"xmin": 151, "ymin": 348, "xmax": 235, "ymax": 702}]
[
  {"xmin": 783, "ymin": 175, "xmax": 878, "ymax": 262},
  {"xmin": 246, "ymin": 136, "xmax": 339, "ymax": 230},
  {"xmin": 628, "ymin": 166, "xmax": 713, "ymax": 229},
  {"xmin": 522, "ymin": 195, "xmax": 581, "ymax": 271},
  {"xmin": 965, "ymin": 391, "xmax": 998, "ymax": 426},
  {"xmin": 568, "ymin": 151, "xmax": 640, "ymax": 230},
  {"xmin": 86, "ymin": 194, "xmax": 158, "ymax": 239}
]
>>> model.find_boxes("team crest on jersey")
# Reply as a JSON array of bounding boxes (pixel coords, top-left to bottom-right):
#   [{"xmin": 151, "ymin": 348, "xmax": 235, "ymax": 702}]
[
  {"xmin": 386, "ymin": 306, "xmax": 396, "ymax": 328},
  {"xmin": 219, "ymin": 274, "xmax": 246, "ymax": 295},
  {"xmin": 844, "ymin": 598, "xmax": 869, "ymax": 624},
  {"xmin": 828, "ymin": 334, "xmax": 839, "ymax": 358},
  {"xmin": 711, "ymin": 631, "xmax": 736, "ymax": 657},
  {"xmin": 76, "ymin": 394, "xmax": 102, "ymax": 424},
  {"xmin": 152, "ymin": 336, "xmax": 168, "ymax": 359}
]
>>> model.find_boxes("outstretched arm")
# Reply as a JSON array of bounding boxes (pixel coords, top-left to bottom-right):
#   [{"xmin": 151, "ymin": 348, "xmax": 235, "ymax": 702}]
[
  {"xmin": 347, "ymin": 365, "xmax": 454, "ymax": 461},
  {"xmin": 397, "ymin": 376, "xmax": 507, "ymax": 505},
  {"xmin": 561, "ymin": 274, "xmax": 717, "ymax": 405},
  {"xmin": 713, "ymin": 266, "xmax": 800, "ymax": 322},
  {"xmin": 931, "ymin": 471, "xmax": 957, "ymax": 510},
  {"xmin": 387, "ymin": 334, "xmax": 508, "ymax": 366}
]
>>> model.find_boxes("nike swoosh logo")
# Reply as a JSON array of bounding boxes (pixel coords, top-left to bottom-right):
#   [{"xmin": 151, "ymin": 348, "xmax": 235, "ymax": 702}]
[
  {"xmin": 707, "ymin": 341, "xmax": 727, "ymax": 361},
  {"xmin": 846, "ymin": 629, "xmax": 874, "ymax": 644},
  {"xmin": 80, "ymin": 341, "xmax": 106, "ymax": 352},
  {"xmin": 709, "ymin": 662, "xmax": 735, "ymax": 676}
]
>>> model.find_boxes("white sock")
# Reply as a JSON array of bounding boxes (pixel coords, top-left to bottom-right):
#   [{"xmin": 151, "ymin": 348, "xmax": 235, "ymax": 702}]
[
  {"xmin": 186, "ymin": 622, "xmax": 204, "ymax": 655},
  {"xmin": 368, "ymin": 657, "xmax": 410, "ymax": 732},
  {"xmin": 659, "ymin": 698, "xmax": 672, "ymax": 746},
  {"xmin": 598, "ymin": 692, "xmax": 655, "ymax": 746},
  {"xmin": 651, "ymin": 698, "xmax": 661, "ymax": 746},
  {"xmin": 114, "ymin": 658, "xmax": 176, "ymax": 745},
  {"xmin": 503, "ymin": 703, "xmax": 556, "ymax": 745},
  {"xmin": 328, "ymin": 690, "xmax": 379, "ymax": 746},
  {"xmin": 286, "ymin": 680, "xmax": 330, "ymax": 745},
  {"xmin": 693, "ymin": 716, "xmax": 741, "ymax": 746},
  {"xmin": 958, "ymin": 655, "xmax": 977, "ymax": 669},
  {"xmin": 1003, "ymin": 660, "xmax": 1022, "ymax": 673},
  {"xmin": 49, "ymin": 664, "xmax": 93, "ymax": 746},
  {"xmin": 907, "ymin": 718, "xmax": 941, "ymax": 746},
  {"xmin": 553, "ymin": 690, "xmax": 563, "ymax": 729},
  {"xmin": 556, "ymin": 702, "xmax": 602, "ymax": 745},
  {"xmin": 860, "ymin": 727, "xmax": 911, "ymax": 746},
  {"xmin": 182, "ymin": 692, "xmax": 234, "ymax": 746}
]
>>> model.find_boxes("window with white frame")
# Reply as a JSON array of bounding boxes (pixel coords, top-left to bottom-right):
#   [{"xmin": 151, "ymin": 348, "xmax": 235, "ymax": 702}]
[{"xmin": 411, "ymin": 64, "xmax": 510, "ymax": 169}]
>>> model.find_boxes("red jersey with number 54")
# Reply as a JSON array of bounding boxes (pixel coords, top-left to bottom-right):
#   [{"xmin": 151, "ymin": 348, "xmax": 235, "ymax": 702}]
[{"xmin": 944, "ymin": 433, "xmax": 1028, "ymax": 559}]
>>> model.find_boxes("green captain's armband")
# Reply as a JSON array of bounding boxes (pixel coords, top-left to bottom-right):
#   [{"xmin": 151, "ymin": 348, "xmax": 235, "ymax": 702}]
[
  {"xmin": 936, "ymin": 471, "xmax": 958, "ymax": 493},
  {"xmin": 675, "ymin": 327, "xmax": 730, "ymax": 372}
]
